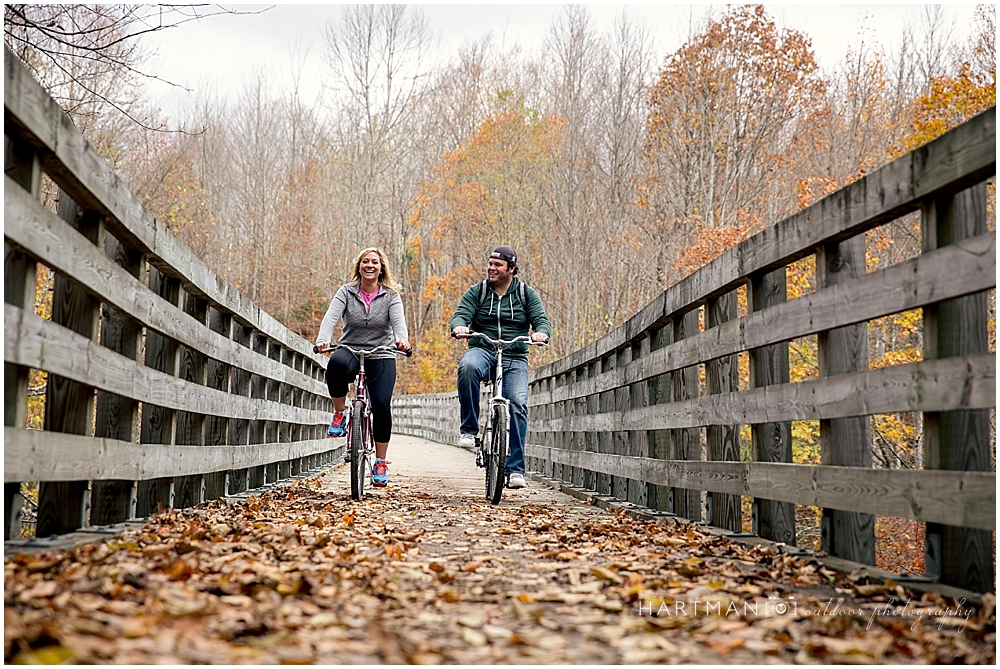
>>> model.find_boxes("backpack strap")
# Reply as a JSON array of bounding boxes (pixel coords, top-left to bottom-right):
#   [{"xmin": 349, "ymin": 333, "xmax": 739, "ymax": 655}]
[
  {"xmin": 476, "ymin": 279, "xmax": 489, "ymax": 309},
  {"xmin": 477, "ymin": 279, "xmax": 528, "ymax": 310}
]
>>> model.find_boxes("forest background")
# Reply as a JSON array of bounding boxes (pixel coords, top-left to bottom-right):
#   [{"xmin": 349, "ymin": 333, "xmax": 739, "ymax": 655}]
[{"xmin": 5, "ymin": 3, "xmax": 996, "ymax": 565}]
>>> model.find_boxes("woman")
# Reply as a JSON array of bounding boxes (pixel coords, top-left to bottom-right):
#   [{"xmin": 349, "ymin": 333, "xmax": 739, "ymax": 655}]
[{"xmin": 316, "ymin": 247, "xmax": 410, "ymax": 487}]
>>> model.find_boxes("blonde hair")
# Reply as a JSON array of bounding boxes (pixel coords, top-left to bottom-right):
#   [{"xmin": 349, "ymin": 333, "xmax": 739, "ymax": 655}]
[{"xmin": 350, "ymin": 247, "xmax": 402, "ymax": 293}]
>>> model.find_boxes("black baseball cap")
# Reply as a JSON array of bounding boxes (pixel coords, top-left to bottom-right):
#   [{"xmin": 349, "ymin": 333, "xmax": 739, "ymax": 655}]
[{"xmin": 490, "ymin": 245, "xmax": 517, "ymax": 266}]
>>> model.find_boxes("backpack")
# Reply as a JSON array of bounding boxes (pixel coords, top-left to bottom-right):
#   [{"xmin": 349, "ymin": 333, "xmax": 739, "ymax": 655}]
[{"xmin": 476, "ymin": 279, "xmax": 527, "ymax": 312}]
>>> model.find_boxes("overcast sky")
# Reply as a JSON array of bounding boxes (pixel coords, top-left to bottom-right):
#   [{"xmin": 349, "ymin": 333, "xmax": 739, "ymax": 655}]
[{"xmin": 145, "ymin": 2, "xmax": 980, "ymax": 122}]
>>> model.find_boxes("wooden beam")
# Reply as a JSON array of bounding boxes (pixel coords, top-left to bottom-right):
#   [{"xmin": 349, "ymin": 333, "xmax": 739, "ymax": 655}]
[
  {"xmin": 4, "ymin": 427, "xmax": 335, "ymax": 482},
  {"xmin": 530, "ymin": 233, "xmax": 996, "ymax": 407},
  {"xmin": 530, "ymin": 353, "xmax": 995, "ymax": 433},
  {"xmin": 4, "ymin": 303, "xmax": 331, "ymax": 426},
  {"xmin": 524, "ymin": 444, "xmax": 995, "ymax": 530}
]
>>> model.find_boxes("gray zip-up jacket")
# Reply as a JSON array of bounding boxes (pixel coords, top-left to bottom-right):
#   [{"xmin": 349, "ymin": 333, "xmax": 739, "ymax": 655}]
[{"xmin": 316, "ymin": 283, "xmax": 409, "ymax": 359}]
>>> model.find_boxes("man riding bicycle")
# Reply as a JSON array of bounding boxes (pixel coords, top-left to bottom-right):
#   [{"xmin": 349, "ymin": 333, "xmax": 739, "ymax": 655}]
[{"xmin": 450, "ymin": 245, "xmax": 551, "ymax": 489}]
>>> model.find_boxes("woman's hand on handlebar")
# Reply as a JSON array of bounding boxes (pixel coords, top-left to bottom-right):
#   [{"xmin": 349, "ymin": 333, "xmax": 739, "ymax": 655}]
[
  {"xmin": 530, "ymin": 333, "xmax": 548, "ymax": 344},
  {"xmin": 314, "ymin": 342, "xmax": 332, "ymax": 354},
  {"xmin": 396, "ymin": 339, "xmax": 412, "ymax": 354}
]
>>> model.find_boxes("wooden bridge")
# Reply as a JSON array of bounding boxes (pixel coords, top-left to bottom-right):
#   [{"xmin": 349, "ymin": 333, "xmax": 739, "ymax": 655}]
[{"xmin": 5, "ymin": 46, "xmax": 996, "ymax": 598}]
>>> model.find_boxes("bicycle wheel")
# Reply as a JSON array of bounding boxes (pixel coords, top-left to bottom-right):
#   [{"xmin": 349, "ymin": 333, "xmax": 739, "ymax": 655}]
[
  {"xmin": 486, "ymin": 404, "xmax": 507, "ymax": 505},
  {"xmin": 350, "ymin": 402, "xmax": 366, "ymax": 501}
]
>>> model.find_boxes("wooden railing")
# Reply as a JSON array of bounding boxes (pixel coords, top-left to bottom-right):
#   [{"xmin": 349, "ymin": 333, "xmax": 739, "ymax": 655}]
[
  {"xmin": 397, "ymin": 108, "xmax": 996, "ymax": 593},
  {"xmin": 4, "ymin": 48, "xmax": 337, "ymax": 542}
]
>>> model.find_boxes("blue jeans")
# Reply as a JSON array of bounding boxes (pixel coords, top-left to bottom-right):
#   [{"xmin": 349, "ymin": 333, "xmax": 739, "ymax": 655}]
[{"xmin": 457, "ymin": 348, "xmax": 529, "ymax": 475}]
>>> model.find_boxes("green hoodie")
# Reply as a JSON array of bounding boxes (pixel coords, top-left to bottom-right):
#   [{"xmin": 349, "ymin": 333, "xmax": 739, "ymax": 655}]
[{"xmin": 450, "ymin": 277, "xmax": 552, "ymax": 359}]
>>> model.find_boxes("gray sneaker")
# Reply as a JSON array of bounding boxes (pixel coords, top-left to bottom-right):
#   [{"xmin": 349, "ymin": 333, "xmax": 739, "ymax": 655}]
[
  {"xmin": 458, "ymin": 434, "xmax": 476, "ymax": 448},
  {"xmin": 508, "ymin": 473, "xmax": 526, "ymax": 489}
]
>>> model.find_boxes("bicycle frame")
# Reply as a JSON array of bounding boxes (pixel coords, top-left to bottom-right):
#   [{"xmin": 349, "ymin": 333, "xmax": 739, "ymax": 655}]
[
  {"xmin": 456, "ymin": 332, "xmax": 544, "ymax": 502},
  {"xmin": 313, "ymin": 342, "xmax": 410, "ymax": 499}
]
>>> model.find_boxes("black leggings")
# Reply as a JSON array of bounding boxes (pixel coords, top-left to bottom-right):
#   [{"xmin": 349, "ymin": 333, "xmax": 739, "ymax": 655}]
[{"xmin": 325, "ymin": 349, "xmax": 397, "ymax": 443}]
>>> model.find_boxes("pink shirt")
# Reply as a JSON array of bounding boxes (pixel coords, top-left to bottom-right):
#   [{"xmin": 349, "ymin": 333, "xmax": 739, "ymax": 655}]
[{"xmin": 359, "ymin": 284, "xmax": 380, "ymax": 312}]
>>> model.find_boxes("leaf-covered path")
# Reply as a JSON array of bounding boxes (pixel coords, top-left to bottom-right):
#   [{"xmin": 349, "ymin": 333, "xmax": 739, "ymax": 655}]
[{"xmin": 5, "ymin": 436, "xmax": 995, "ymax": 664}]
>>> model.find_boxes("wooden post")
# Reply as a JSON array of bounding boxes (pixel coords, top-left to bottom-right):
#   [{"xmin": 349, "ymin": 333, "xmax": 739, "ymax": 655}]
[
  {"xmin": 628, "ymin": 337, "xmax": 650, "ymax": 507},
  {"xmin": 922, "ymin": 184, "xmax": 993, "ymax": 593},
  {"xmin": 817, "ymin": 235, "xmax": 875, "ymax": 564},
  {"xmin": 706, "ymin": 291, "xmax": 742, "ymax": 532},
  {"xmin": 647, "ymin": 324, "xmax": 673, "ymax": 512},
  {"xmin": 749, "ymin": 268, "xmax": 795, "ymax": 546},
  {"xmin": 173, "ymin": 290, "xmax": 208, "ymax": 508},
  {"xmin": 612, "ymin": 346, "xmax": 632, "ymax": 501},
  {"xmin": 228, "ymin": 322, "xmax": 252, "ymax": 493},
  {"xmin": 583, "ymin": 359, "xmax": 600, "ymax": 492},
  {"xmin": 671, "ymin": 310, "xmax": 702, "ymax": 521},
  {"xmin": 91, "ymin": 233, "xmax": 145, "ymax": 525},
  {"xmin": 37, "ymin": 193, "xmax": 102, "ymax": 537},
  {"xmin": 136, "ymin": 265, "xmax": 180, "ymax": 517},
  {"xmin": 596, "ymin": 353, "xmax": 615, "ymax": 496},
  {"xmin": 248, "ymin": 334, "xmax": 268, "ymax": 489},
  {"xmin": 4, "ymin": 134, "xmax": 41, "ymax": 540},
  {"xmin": 204, "ymin": 307, "xmax": 231, "ymax": 500},
  {"xmin": 570, "ymin": 366, "xmax": 588, "ymax": 488}
]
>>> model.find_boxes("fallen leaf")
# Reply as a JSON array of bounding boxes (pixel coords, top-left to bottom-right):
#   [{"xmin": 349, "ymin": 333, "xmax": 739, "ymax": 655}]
[{"xmin": 592, "ymin": 566, "xmax": 624, "ymax": 584}]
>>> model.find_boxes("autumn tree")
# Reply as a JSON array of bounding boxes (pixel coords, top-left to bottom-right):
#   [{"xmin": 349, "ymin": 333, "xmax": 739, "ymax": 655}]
[
  {"xmin": 406, "ymin": 95, "xmax": 564, "ymax": 391},
  {"xmin": 638, "ymin": 4, "xmax": 826, "ymax": 285}
]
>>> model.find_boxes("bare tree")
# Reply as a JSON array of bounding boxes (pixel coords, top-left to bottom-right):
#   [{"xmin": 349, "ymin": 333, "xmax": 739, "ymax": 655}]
[
  {"xmin": 3, "ymin": 4, "xmax": 260, "ymax": 133},
  {"xmin": 322, "ymin": 3, "xmax": 434, "ymax": 277}
]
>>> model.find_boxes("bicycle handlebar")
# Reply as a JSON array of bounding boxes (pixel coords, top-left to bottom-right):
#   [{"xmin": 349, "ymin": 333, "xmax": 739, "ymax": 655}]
[
  {"xmin": 313, "ymin": 343, "xmax": 413, "ymax": 357},
  {"xmin": 454, "ymin": 332, "xmax": 547, "ymax": 347}
]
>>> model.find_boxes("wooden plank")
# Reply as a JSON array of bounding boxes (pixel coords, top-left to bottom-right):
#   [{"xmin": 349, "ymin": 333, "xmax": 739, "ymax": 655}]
[
  {"xmin": 816, "ymin": 235, "xmax": 875, "ymax": 565},
  {"xmin": 922, "ymin": 184, "xmax": 993, "ymax": 593},
  {"xmin": 706, "ymin": 290, "xmax": 742, "ymax": 532},
  {"xmin": 531, "ymin": 108, "xmax": 995, "ymax": 382},
  {"xmin": 531, "ymin": 233, "xmax": 996, "ymax": 407},
  {"xmin": 531, "ymin": 353, "xmax": 995, "ymax": 433},
  {"xmin": 4, "ymin": 303, "xmax": 331, "ymax": 426},
  {"xmin": 4, "ymin": 428, "xmax": 336, "ymax": 482},
  {"xmin": 524, "ymin": 444, "xmax": 995, "ymax": 530},
  {"xmin": 4, "ymin": 180, "xmax": 327, "ymax": 397},
  {"xmin": 38, "ymin": 194, "xmax": 101, "ymax": 538},
  {"xmin": 749, "ymin": 268, "xmax": 795, "ymax": 545},
  {"xmin": 91, "ymin": 232, "xmax": 144, "ymax": 525},
  {"xmin": 4, "ymin": 49, "xmax": 323, "ymax": 365}
]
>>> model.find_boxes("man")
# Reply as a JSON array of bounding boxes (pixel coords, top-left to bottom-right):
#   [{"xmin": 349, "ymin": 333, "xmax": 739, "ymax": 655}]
[{"xmin": 450, "ymin": 245, "xmax": 551, "ymax": 489}]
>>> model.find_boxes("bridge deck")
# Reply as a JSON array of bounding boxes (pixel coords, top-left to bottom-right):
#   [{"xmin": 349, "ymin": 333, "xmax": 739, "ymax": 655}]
[{"xmin": 4, "ymin": 435, "xmax": 993, "ymax": 664}]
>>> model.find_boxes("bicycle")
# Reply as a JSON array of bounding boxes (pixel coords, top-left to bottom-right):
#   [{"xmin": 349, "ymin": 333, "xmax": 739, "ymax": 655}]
[
  {"xmin": 454, "ymin": 332, "xmax": 546, "ymax": 504},
  {"xmin": 313, "ymin": 343, "xmax": 412, "ymax": 500}
]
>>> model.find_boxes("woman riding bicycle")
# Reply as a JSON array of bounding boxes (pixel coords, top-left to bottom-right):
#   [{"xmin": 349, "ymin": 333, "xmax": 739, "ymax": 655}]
[{"xmin": 316, "ymin": 247, "xmax": 411, "ymax": 487}]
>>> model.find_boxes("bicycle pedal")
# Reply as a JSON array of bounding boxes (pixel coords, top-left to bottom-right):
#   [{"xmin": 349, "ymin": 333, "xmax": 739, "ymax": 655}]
[{"xmin": 475, "ymin": 450, "xmax": 485, "ymax": 468}]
